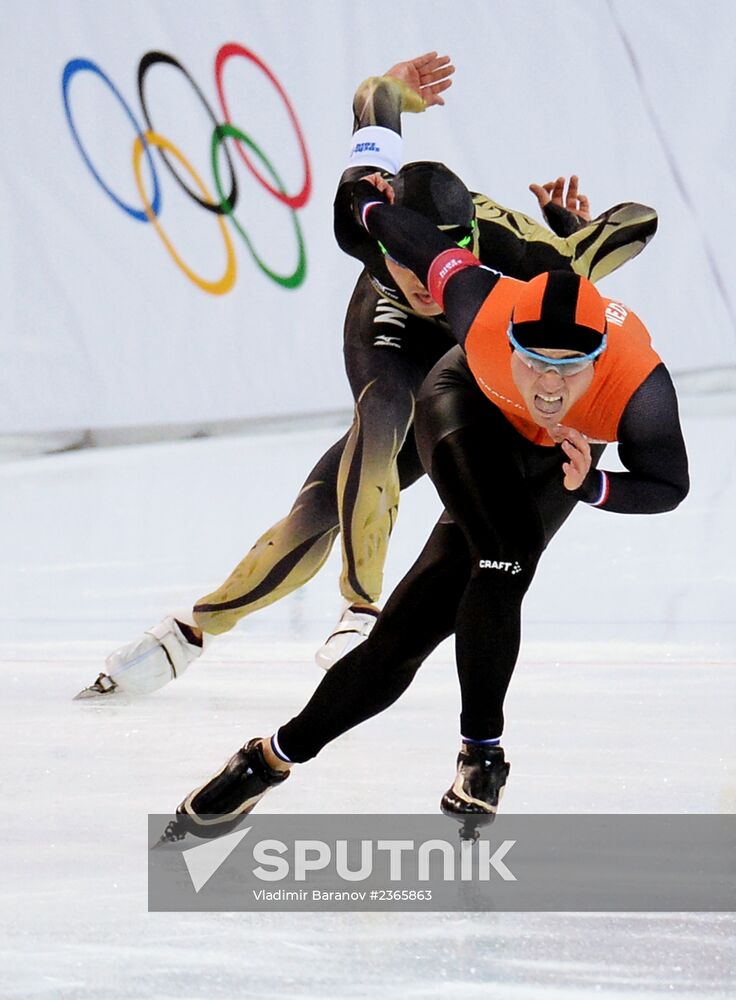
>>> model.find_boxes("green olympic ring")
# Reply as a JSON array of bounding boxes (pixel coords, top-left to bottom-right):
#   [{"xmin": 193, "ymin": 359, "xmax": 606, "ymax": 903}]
[{"xmin": 211, "ymin": 123, "xmax": 306, "ymax": 290}]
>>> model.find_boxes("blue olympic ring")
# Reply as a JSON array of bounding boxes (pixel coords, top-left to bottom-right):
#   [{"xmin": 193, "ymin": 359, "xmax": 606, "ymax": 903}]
[{"xmin": 62, "ymin": 58, "xmax": 162, "ymax": 222}]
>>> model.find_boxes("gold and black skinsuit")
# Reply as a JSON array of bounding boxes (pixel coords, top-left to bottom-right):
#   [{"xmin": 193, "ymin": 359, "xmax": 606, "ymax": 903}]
[{"xmin": 193, "ymin": 76, "xmax": 657, "ymax": 635}]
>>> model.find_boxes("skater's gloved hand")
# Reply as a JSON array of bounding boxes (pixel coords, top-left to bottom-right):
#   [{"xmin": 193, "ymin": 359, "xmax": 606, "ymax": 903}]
[
  {"xmin": 549, "ymin": 424, "xmax": 592, "ymax": 490},
  {"xmin": 529, "ymin": 175, "xmax": 591, "ymax": 227},
  {"xmin": 384, "ymin": 51, "xmax": 455, "ymax": 109}
]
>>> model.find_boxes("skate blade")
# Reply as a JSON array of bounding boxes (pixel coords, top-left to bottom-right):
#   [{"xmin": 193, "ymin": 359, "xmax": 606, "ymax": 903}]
[
  {"xmin": 441, "ymin": 808, "xmax": 496, "ymax": 843},
  {"xmin": 151, "ymin": 832, "xmax": 181, "ymax": 850},
  {"xmin": 73, "ymin": 674, "xmax": 120, "ymax": 701},
  {"xmin": 151, "ymin": 817, "xmax": 190, "ymax": 850},
  {"xmin": 73, "ymin": 686, "xmax": 117, "ymax": 701},
  {"xmin": 151, "ymin": 810, "xmax": 256, "ymax": 849}
]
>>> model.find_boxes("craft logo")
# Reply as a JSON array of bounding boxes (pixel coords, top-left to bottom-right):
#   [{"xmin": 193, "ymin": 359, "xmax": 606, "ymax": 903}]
[
  {"xmin": 61, "ymin": 45, "xmax": 312, "ymax": 295},
  {"xmin": 479, "ymin": 560, "xmax": 522, "ymax": 574}
]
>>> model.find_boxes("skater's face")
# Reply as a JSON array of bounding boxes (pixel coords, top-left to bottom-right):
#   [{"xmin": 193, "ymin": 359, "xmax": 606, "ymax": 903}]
[
  {"xmin": 510, "ymin": 348, "xmax": 595, "ymax": 428},
  {"xmin": 385, "ymin": 258, "xmax": 443, "ymax": 317}
]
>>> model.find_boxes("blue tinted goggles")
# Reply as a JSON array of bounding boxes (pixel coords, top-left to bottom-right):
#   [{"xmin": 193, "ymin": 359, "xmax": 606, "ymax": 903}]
[{"xmin": 508, "ymin": 325, "xmax": 607, "ymax": 376}]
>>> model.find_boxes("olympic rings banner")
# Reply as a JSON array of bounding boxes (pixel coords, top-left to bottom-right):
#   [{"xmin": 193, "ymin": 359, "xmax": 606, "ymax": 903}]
[
  {"xmin": 61, "ymin": 46, "xmax": 311, "ymax": 296},
  {"xmin": 1, "ymin": 3, "xmax": 383, "ymax": 438},
  {"xmin": 1, "ymin": 1, "xmax": 734, "ymax": 438}
]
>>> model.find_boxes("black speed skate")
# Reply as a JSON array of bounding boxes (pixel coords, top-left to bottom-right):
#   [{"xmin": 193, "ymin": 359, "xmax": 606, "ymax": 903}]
[
  {"xmin": 441, "ymin": 744, "xmax": 510, "ymax": 822},
  {"xmin": 155, "ymin": 738, "xmax": 290, "ymax": 845}
]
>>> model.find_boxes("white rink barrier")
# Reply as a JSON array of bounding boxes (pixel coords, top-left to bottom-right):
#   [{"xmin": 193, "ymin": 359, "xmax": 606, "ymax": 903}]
[{"xmin": 2, "ymin": 0, "xmax": 734, "ymax": 437}]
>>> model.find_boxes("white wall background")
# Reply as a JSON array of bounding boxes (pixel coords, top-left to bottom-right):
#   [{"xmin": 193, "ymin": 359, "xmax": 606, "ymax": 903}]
[{"xmin": 1, "ymin": 0, "xmax": 734, "ymax": 436}]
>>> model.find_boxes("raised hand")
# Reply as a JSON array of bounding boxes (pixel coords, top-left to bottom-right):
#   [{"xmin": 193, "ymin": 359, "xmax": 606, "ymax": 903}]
[
  {"xmin": 529, "ymin": 175, "xmax": 591, "ymax": 221},
  {"xmin": 384, "ymin": 52, "xmax": 455, "ymax": 107}
]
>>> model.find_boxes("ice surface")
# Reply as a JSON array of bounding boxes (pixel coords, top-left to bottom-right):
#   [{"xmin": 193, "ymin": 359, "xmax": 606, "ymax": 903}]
[{"xmin": 0, "ymin": 403, "xmax": 734, "ymax": 998}]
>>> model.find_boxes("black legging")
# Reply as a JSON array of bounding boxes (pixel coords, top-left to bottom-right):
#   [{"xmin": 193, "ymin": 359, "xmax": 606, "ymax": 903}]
[{"xmin": 277, "ymin": 347, "xmax": 603, "ymax": 761}]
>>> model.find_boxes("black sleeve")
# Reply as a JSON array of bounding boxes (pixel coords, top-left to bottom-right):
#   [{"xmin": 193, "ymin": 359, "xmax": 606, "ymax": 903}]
[
  {"xmin": 572, "ymin": 364, "xmax": 689, "ymax": 514},
  {"xmin": 334, "ymin": 166, "xmax": 390, "ymax": 269},
  {"xmin": 351, "ymin": 181, "xmax": 453, "ymax": 284},
  {"xmin": 352, "ymin": 181, "xmax": 500, "ymax": 345}
]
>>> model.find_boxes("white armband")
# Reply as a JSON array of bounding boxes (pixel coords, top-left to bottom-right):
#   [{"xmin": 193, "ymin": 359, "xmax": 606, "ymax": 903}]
[{"xmin": 346, "ymin": 126, "xmax": 403, "ymax": 174}]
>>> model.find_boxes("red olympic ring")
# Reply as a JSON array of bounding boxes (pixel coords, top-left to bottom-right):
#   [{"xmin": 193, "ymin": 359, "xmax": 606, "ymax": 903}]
[{"xmin": 215, "ymin": 43, "xmax": 311, "ymax": 210}]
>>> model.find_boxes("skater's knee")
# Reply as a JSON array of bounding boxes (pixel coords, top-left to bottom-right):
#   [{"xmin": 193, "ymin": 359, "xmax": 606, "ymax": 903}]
[
  {"xmin": 354, "ymin": 379, "xmax": 415, "ymax": 431},
  {"xmin": 370, "ymin": 613, "xmax": 436, "ymax": 671},
  {"xmin": 365, "ymin": 642, "xmax": 423, "ymax": 694}
]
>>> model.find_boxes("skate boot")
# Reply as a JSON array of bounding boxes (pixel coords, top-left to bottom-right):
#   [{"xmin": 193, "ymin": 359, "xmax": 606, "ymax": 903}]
[
  {"xmin": 75, "ymin": 616, "xmax": 204, "ymax": 699},
  {"xmin": 156, "ymin": 738, "xmax": 290, "ymax": 844},
  {"xmin": 314, "ymin": 603, "xmax": 379, "ymax": 670},
  {"xmin": 441, "ymin": 744, "xmax": 510, "ymax": 821}
]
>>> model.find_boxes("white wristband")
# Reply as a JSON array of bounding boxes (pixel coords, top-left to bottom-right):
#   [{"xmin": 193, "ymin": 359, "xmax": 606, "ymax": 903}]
[{"xmin": 347, "ymin": 126, "xmax": 403, "ymax": 174}]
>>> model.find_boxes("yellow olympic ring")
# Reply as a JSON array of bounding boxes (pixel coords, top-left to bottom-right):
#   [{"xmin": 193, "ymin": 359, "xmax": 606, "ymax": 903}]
[{"xmin": 132, "ymin": 130, "xmax": 236, "ymax": 296}]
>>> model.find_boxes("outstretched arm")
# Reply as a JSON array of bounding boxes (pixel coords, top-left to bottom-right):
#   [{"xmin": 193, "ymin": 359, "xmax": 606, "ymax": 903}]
[
  {"xmin": 568, "ymin": 365, "xmax": 689, "ymax": 514},
  {"xmin": 472, "ymin": 180, "xmax": 658, "ymax": 282},
  {"xmin": 335, "ymin": 53, "xmax": 453, "ymax": 261},
  {"xmin": 352, "ymin": 51, "xmax": 454, "ymax": 133},
  {"xmin": 530, "ymin": 176, "xmax": 660, "ymax": 278}
]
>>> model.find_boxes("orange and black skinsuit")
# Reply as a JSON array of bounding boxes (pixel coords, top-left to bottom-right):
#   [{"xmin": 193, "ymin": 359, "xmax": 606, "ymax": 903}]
[
  {"xmin": 193, "ymin": 76, "xmax": 658, "ymax": 636},
  {"xmin": 273, "ymin": 188, "xmax": 688, "ymax": 763}
]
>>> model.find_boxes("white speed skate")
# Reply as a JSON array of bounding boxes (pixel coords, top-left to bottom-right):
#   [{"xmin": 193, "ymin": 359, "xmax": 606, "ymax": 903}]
[
  {"xmin": 75, "ymin": 616, "xmax": 205, "ymax": 699},
  {"xmin": 314, "ymin": 603, "xmax": 379, "ymax": 671}
]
